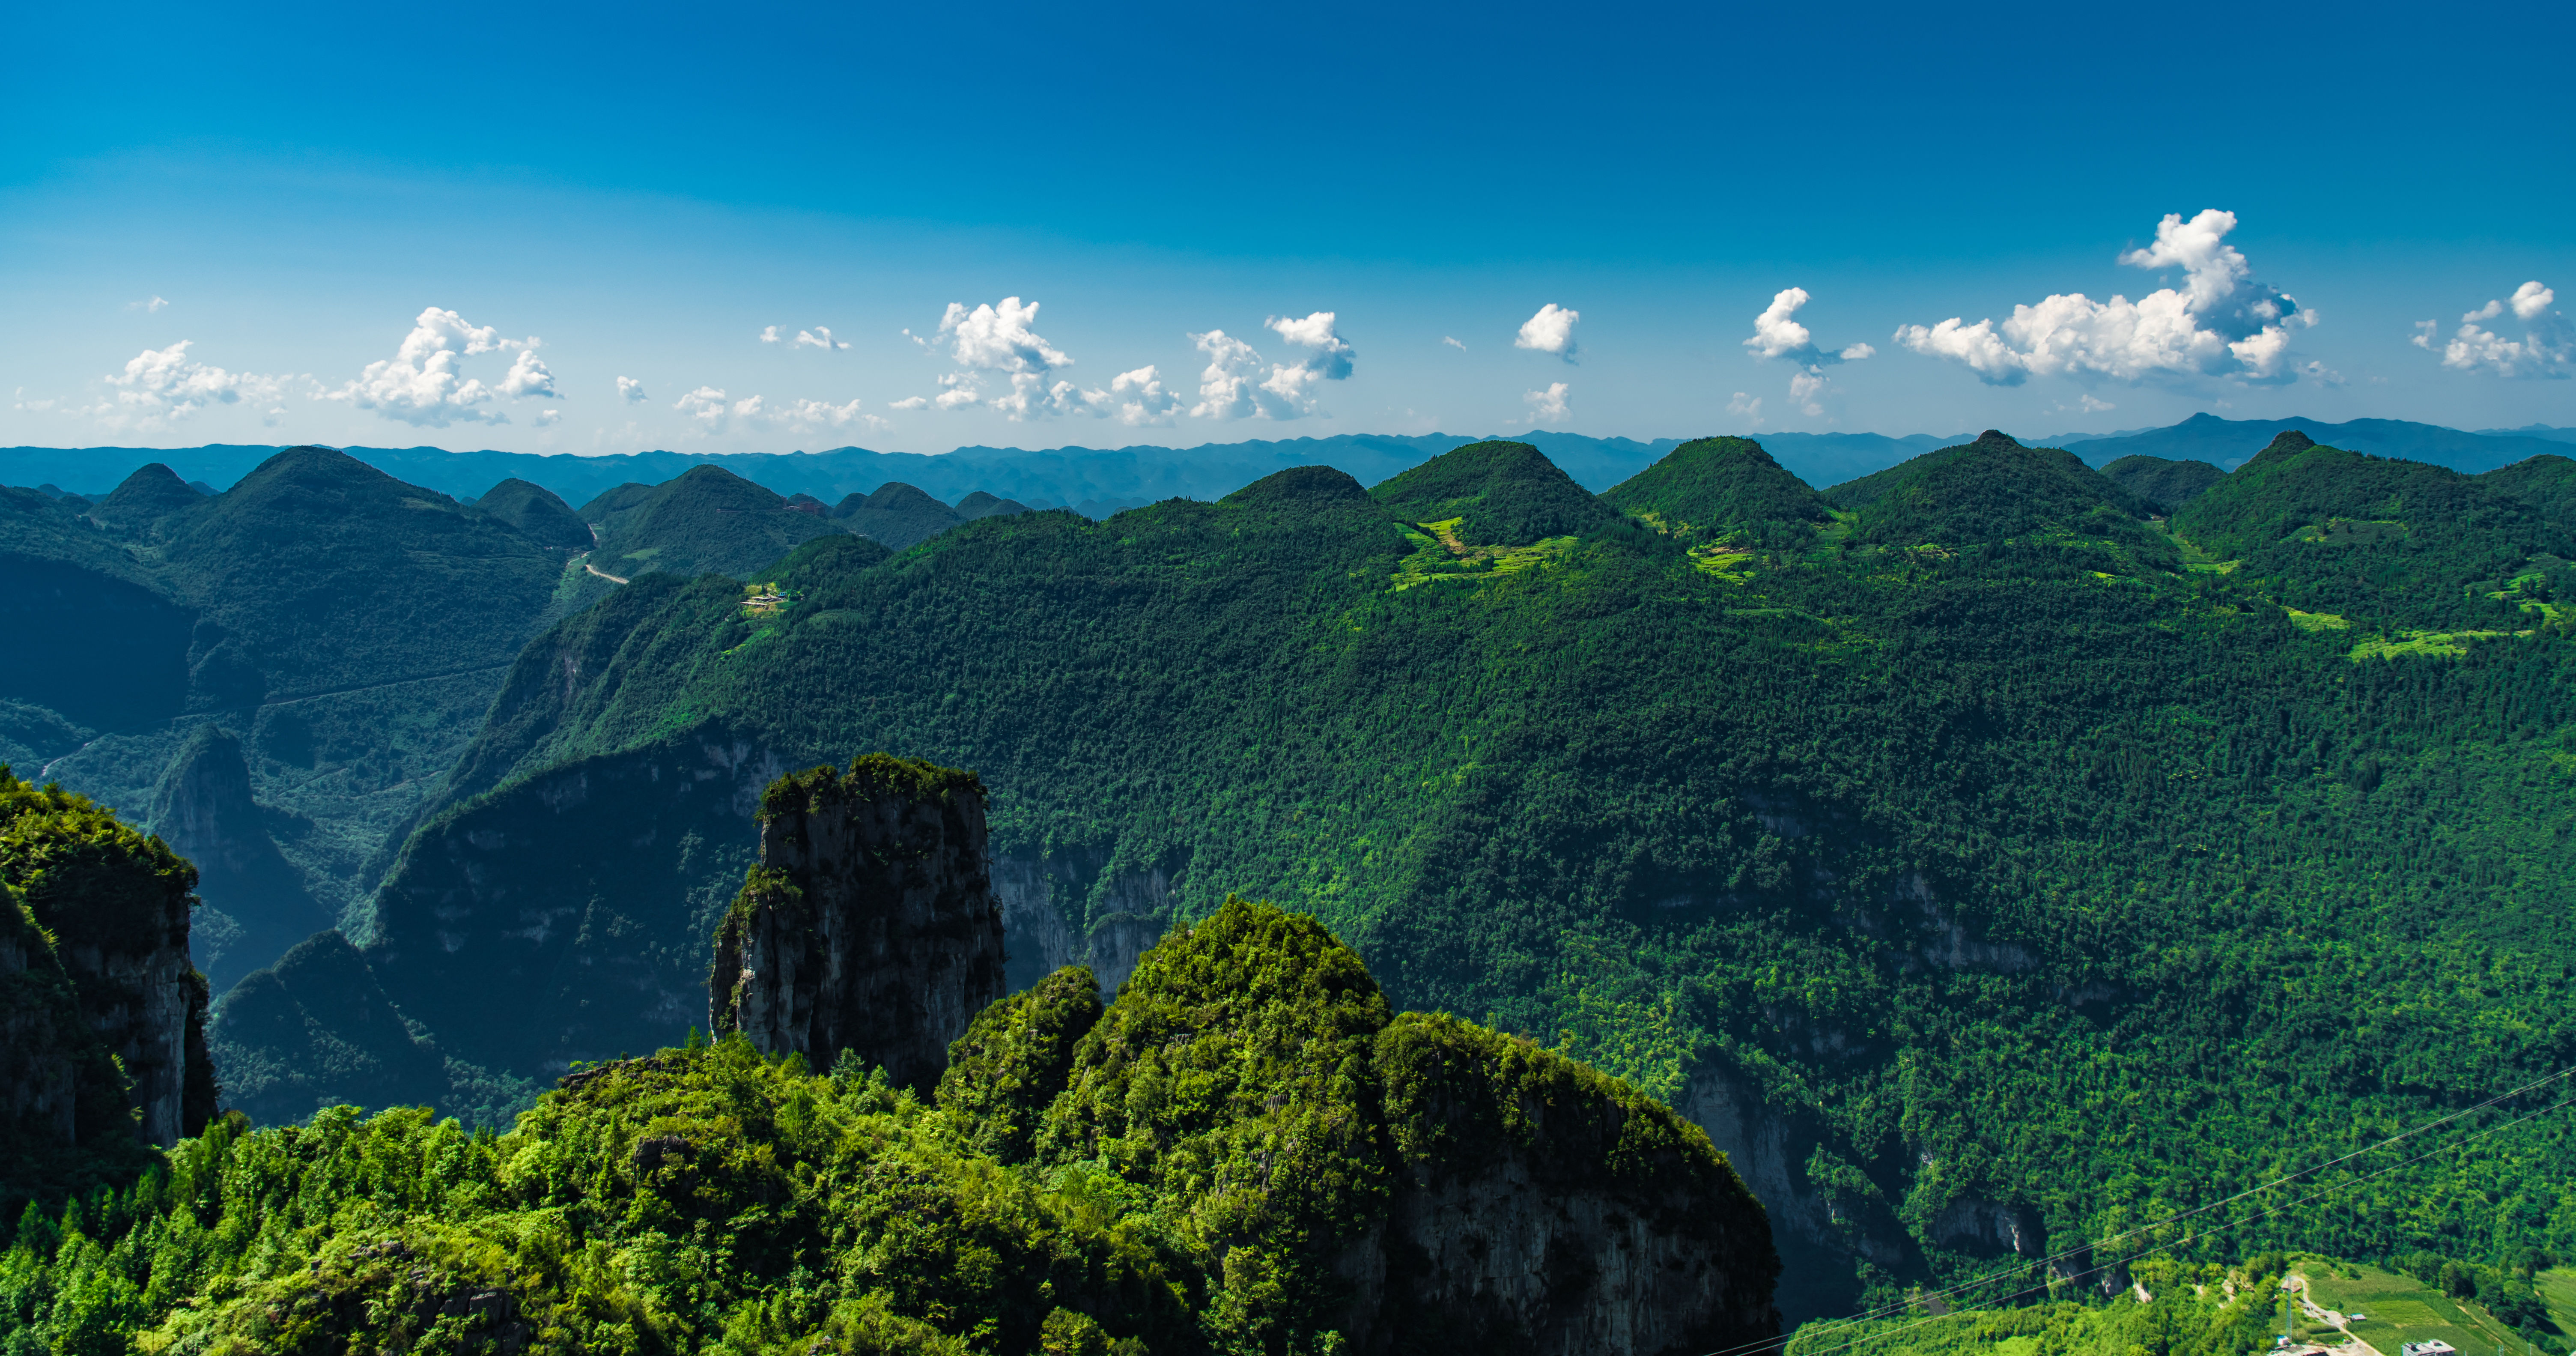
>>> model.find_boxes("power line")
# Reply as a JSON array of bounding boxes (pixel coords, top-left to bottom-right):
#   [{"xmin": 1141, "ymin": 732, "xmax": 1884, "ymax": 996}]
[{"xmin": 1690, "ymin": 1063, "xmax": 2576, "ymax": 1356}]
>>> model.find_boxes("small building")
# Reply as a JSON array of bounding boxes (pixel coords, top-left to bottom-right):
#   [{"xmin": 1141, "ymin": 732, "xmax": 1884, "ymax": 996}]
[{"xmin": 2400, "ymin": 1341, "xmax": 2458, "ymax": 1356}]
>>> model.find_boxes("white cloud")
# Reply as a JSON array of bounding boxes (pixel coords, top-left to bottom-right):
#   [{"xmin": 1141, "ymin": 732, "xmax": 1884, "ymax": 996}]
[
  {"xmin": 534, "ymin": 409, "xmax": 562, "ymax": 427},
  {"xmin": 1188, "ymin": 319, "xmax": 1352, "ymax": 421},
  {"xmin": 793, "ymin": 327, "xmax": 848, "ymax": 351},
  {"xmin": 2416, "ymin": 280, "xmax": 2571, "ymax": 378},
  {"xmin": 1789, "ymin": 370, "xmax": 1827, "ymax": 416},
  {"xmin": 1524, "ymin": 381, "xmax": 1571, "ymax": 424},
  {"xmin": 127, "ymin": 296, "xmax": 169, "ymax": 314},
  {"xmin": 13, "ymin": 388, "xmax": 57, "ymax": 413},
  {"xmin": 761, "ymin": 326, "xmax": 783, "ymax": 344},
  {"xmin": 1443, "ymin": 335, "xmax": 1466, "ymax": 350},
  {"xmin": 674, "ymin": 386, "xmax": 731, "ymax": 427},
  {"xmin": 326, "ymin": 307, "xmax": 553, "ymax": 426},
  {"xmin": 2079, "ymin": 394, "xmax": 2116, "ymax": 413},
  {"xmin": 936, "ymin": 297, "xmax": 1070, "ymax": 373},
  {"xmin": 1726, "ymin": 391, "xmax": 1762, "ymax": 426},
  {"xmin": 618, "ymin": 375, "xmax": 648, "ymax": 404},
  {"xmin": 1894, "ymin": 209, "xmax": 2312, "ymax": 386},
  {"xmin": 889, "ymin": 395, "xmax": 930, "ymax": 410},
  {"xmin": 673, "ymin": 387, "xmax": 881, "ymax": 434},
  {"xmin": 498, "ymin": 349, "xmax": 558, "ymax": 400},
  {"xmin": 100, "ymin": 341, "xmax": 296, "ymax": 430},
  {"xmin": 1109, "ymin": 365, "xmax": 1180, "ymax": 426},
  {"xmin": 1266, "ymin": 311, "xmax": 1356, "ymax": 379},
  {"xmin": 1515, "ymin": 304, "xmax": 1580, "ymax": 361}
]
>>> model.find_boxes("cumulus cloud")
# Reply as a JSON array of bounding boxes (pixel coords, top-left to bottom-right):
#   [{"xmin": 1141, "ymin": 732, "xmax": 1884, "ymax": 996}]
[
  {"xmin": 1745, "ymin": 288, "xmax": 1874, "ymax": 364},
  {"xmin": 534, "ymin": 409, "xmax": 562, "ymax": 427},
  {"xmin": 1726, "ymin": 391, "xmax": 1762, "ymax": 426},
  {"xmin": 760, "ymin": 326, "xmax": 783, "ymax": 344},
  {"xmin": 1788, "ymin": 370, "xmax": 1828, "ymax": 417},
  {"xmin": 889, "ymin": 395, "xmax": 930, "ymax": 410},
  {"xmin": 99, "ymin": 341, "xmax": 297, "ymax": 430},
  {"xmin": 2414, "ymin": 281, "xmax": 2571, "ymax": 378},
  {"xmin": 936, "ymin": 297, "xmax": 1070, "ymax": 373},
  {"xmin": 674, "ymin": 387, "xmax": 883, "ymax": 434},
  {"xmin": 1524, "ymin": 382, "xmax": 1571, "ymax": 425},
  {"xmin": 1189, "ymin": 317, "xmax": 1356, "ymax": 421},
  {"xmin": 127, "ymin": 296, "xmax": 169, "ymax": 314},
  {"xmin": 2080, "ymin": 394, "xmax": 2116, "ymax": 413},
  {"xmin": 1894, "ymin": 210, "xmax": 2313, "ymax": 387},
  {"xmin": 793, "ymin": 327, "xmax": 848, "ymax": 351},
  {"xmin": 1108, "ymin": 366, "xmax": 1181, "ymax": 426},
  {"xmin": 618, "ymin": 376, "xmax": 648, "ymax": 404},
  {"xmin": 1515, "ymin": 303, "xmax": 1580, "ymax": 361},
  {"xmin": 1443, "ymin": 335, "xmax": 1466, "ymax": 350},
  {"xmin": 326, "ymin": 307, "xmax": 556, "ymax": 426}
]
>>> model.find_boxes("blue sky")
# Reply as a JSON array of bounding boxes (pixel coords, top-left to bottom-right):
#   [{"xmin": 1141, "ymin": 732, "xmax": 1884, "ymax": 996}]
[{"xmin": 6, "ymin": 0, "xmax": 2572, "ymax": 458}]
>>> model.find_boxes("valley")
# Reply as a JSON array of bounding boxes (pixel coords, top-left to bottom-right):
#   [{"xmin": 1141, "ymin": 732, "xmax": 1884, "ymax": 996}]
[{"xmin": 1, "ymin": 418, "xmax": 2572, "ymax": 1352}]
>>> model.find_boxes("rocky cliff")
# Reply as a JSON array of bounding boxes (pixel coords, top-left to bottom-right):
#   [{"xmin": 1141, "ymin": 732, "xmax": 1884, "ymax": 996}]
[
  {"xmin": 0, "ymin": 768, "xmax": 216, "ymax": 1159},
  {"xmin": 146, "ymin": 725, "xmax": 332, "ymax": 992},
  {"xmin": 949, "ymin": 896, "xmax": 1780, "ymax": 1356},
  {"xmin": 709, "ymin": 755, "xmax": 1007, "ymax": 1092}
]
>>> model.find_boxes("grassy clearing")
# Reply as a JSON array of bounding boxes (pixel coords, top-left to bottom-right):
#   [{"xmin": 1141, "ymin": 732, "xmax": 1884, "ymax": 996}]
[
  {"xmin": 2308, "ymin": 1263, "xmax": 2522, "ymax": 1356},
  {"xmin": 2348, "ymin": 630, "xmax": 2519, "ymax": 660}
]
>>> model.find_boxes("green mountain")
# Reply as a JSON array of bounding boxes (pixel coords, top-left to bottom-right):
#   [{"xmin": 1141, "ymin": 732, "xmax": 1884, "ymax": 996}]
[
  {"xmin": 469, "ymin": 475, "xmax": 592, "ymax": 550},
  {"xmin": 2170, "ymin": 431, "xmax": 2571, "ymax": 631},
  {"xmin": 1601, "ymin": 436, "xmax": 1834, "ymax": 548},
  {"xmin": 2485, "ymin": 453, "xmax": 2576, "ymax": 529},
  {"xmin": 4, "ymin": 448, "xmax": 587, "ymax": 988},
  {"xmin": 587, "ymin": 463, "xmax": 845, "ymax": 579},
  {"xmin": 14, "ymin": 896, "xmax": 1777, "ymax": 1354},
  {"xmin": 197, "ymin": 433, "xmax": 2576, "ymax": 1326},
  {"xmin": 832, "ymin": 480, "xmax": 969, "ymax": 549},
  {"xmin": 2099, "ymin": 453, "xmax": 2225, "ymax": 513}
]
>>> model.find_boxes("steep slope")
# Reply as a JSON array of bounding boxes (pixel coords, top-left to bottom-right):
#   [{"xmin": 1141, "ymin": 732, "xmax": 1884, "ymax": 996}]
[
  {"xmin": 830, "ymin": 480, "xmax": 968, "ymax": 548},
  {"xmin": 587, "ymin": 463, "xmax": 845, "ymax": 578},
  {"xmin": 202, "ymin": 929, "xmax": 464, "ymax": 1129},
  {"xmin": 1370, "ymin": 438, "xmax": 1630, "ymax": 544},
  {"xmin": 155, "ymin": 445, "xmax": 564, "ymax": 699},
  {"xmin": 89, "ymin": 462, "xmax": 207, "ymax": 537},
  {"xmin": 0, "ymin": 486, "xmax": 194, "ymax": 734},
  {"xmin": 2101, "ymin": 453, "xmax": 2226, "ymax": 512},
  {"xmin": 143, "ymin": 726, "xmax": 333, "ymax": 992},
  {"xmin": 1602, "ymin": 436, "xmax": 1834, "ymax": 547},
  {"xmin": 469, "ymin": 475, "xmax": 591, "ymax": 550},
  {"xmin": 0, "ymin": 769, "xmax": 216, "ymax": 1211},
  {"xmin": 1827, "ymin": 430, "xmax": 2158, "ymax": 543},
  {"xmin": 221, "ymin": 438, "xmax": 2576, "ymax": 1322},
  {"xmin": 2171, "ymin": 431, "xmax": 2571, "ymax": 630},
  {"xmin": 12, "ymin": 892, "xmax": 1776, "ymax": 1356},
  {"xmin": 709, "ymin": 756, "xmax": 1008, "ymax": 1091},
  {"xmin": 2482, "ymin": 453, "xmax": 2576, "ymax": 529}
]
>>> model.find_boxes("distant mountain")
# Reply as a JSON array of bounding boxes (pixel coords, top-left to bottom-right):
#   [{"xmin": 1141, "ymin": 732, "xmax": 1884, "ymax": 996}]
[
  {"xmin": 586, "ymin": 464, "xmax": 842, "ymax": 579},
  {"xmin": 2066, "ymin": 412, "xmax": 2574, "ymax": 474}
]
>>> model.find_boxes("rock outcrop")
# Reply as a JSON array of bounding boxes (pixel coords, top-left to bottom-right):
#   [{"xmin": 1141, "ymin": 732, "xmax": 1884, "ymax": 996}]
[
  {"xmin": 710, "ymin": 755, "xmax": 1007, "ymax": 1092},
  {"xmin": 0, "ymin": 768, "xmax": 216, "ymax": 1152},
  {"xmin": 146, "ymin": 725, "xmax": 332, "ymax": 991},
  {"xmin": 983, "ymin": 897, "xmax": 1780, "ymax": 1356}
]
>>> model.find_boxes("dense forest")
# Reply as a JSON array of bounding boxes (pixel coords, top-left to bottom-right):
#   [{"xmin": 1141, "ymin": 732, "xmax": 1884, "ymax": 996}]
[
  {"xmin": 184, "ymin": 428, "xmax": 2576, "ymax": 1330},
  {"xmin": 5, "ymin": 421, "xmax": 2574, "ymax": 1352}
]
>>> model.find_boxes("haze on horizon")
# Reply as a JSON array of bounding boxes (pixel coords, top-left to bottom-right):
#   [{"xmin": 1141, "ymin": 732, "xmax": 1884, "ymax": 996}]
[{"xmin": 4, "ymin": 0, "xmax": 2571, "ymax": 461}]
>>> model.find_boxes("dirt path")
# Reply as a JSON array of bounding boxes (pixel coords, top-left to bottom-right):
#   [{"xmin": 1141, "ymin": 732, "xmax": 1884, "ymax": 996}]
[
  {"xmin": 575, "ymin": 552, "xmax": 629, "ymax": 585},
  {"xmin": 2291, "ymin": 1272, "xmax": 2383, "ymax": 1356}
]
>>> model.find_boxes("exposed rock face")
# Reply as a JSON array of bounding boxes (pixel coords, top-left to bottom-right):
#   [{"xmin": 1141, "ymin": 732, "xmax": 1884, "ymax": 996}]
[
  {"xmin": 1006, "ymin": 899, "xmax": 1779, "ymax": 1356},
  {"xmin": 1354, "ymin": 1012, "xmax": 1781, "ymax": 1355},
  {"xmin": 147, "ymin": 725, "xmax": 332, "ymax": 991},
  {"xmin": 0, "ymin": 769, "xmax": 216, "ymax": 1150},
  {"xmin": 991, "ymin": 848, "xmax": 1178, "ymax": 997},
  {"xmin": 710, "ymin": 755, "xmax": 1006, "ymax": 1092}
]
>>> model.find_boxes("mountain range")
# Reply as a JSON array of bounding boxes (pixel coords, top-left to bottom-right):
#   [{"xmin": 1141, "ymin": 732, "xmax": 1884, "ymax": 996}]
[{"xmin": 3, "ymin": 417, "xmax": 2572, "ymax": 1329}]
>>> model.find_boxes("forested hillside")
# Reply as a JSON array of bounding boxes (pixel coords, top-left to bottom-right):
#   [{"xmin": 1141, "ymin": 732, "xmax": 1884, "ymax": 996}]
[{"xmin": 194, "ymin": 430, "xmax": 2576, "ymax": 1324}]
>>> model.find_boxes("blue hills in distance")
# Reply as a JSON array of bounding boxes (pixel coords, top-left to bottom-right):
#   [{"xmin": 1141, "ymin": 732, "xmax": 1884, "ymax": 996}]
[{"xmin": 6, "ymin": 413, "xmax": 2570, "ymax": 510}]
